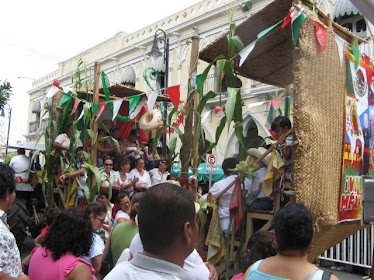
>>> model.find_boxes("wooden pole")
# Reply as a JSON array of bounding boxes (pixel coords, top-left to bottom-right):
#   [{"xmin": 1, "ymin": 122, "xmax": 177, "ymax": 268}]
[
  {"xmin": 192, "ymin": 37, "xmax": 200, "ymax": 175},
  {"xmin": 92, "ymin": 62, "xmax": 100, "ymax": 166},
  {"xmin": 181, "ymin": 36, "xmax": 200, "ymax": 184}
]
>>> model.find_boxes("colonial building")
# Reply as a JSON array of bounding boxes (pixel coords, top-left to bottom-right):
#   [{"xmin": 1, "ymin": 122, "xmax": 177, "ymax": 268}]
[{"xmin": 26, "ymin": 0, "xmax": 372, "ymax": 165}]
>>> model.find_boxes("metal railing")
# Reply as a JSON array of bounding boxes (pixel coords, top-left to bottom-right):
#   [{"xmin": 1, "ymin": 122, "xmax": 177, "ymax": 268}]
[
  {"xmin": 319, "ymin": 225, "xmax": 373, "ymax": 268},
  {"xmin": 29, "ymin": 121, "xmax": 39, "ymax": 133}
]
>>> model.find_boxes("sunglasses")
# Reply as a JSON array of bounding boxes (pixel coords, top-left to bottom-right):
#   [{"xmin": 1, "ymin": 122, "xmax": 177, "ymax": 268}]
[
  {"xmin": 104, "ymin": 163, "xmax": 113, "ymax": 166},
  {"xmin": 95, "ymin": 215, "xmax": 105, "ymax": 224}
]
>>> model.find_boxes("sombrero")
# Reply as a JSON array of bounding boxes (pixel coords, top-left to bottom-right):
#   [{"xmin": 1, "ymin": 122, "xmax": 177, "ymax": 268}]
[
  {"xmin": 138, "ymin": 108, "xmax": 163, "ymax": 132},
  {"xmin": 247, "ymin": 147, "xmax": 272, "ymax": 166}
]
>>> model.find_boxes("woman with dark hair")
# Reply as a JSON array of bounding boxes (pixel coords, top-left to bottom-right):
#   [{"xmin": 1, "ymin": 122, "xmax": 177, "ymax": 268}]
[
  {"xmin": 85, "ymin": 202, "xmax": 108, "ymax": 275},
  {"xmin": 244, "ymin": 204, "xmax": 339, "ymax": 280},
  {"xmin": 114, "ymin": 158, "xmax": 138, "ymax": 194},
  {"xmin": 28, "ymin": 207, "xmax": 96, "ymax": 280},
  {"xmin": 113, "ymin": 193, "xmax": 131, "ymax": 227},
  {"xmin": 129, "ymin": 158, "xmax": 151, "ymax": 192}
]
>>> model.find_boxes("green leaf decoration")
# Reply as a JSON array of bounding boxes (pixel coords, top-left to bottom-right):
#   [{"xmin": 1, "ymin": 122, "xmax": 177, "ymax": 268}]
[
  {"xmin": 234, "ymin": 122, "xmax": 245, "ymax": 149},
  {"xmin": 223, "ymin": 60, "xmax": 235, "ymax": 87},
  {"xmin": 231, "ymin": 35, "xmax": 244, "ymax": 51},
  {"xmin": 225, "ymin": 87, "xmax": 239, "ymax": 130},
  {"xmin": 168, "ymin": 133, "xmax": 178, "ymax": 163},
  {"xmin": 197, "ymin": 91, "xmax": 218, "ymax": 114},
  {"xmin": 196, "ymin": 74, "xmax": 203, "ymax": 96},
  {"xmin": 109, "ymin": 136, "xmax": 120, "ymax": 152},
  {"xmin": 216, "ymin": 116, "xmax": 227, "ymax": 143},
  {"xmin": 199, "ymin": 54, "xmax": 226, "ymax": 98},
  {"xmin": 83, "ymin": 163, "xmax": 102, "ymax": 202}
]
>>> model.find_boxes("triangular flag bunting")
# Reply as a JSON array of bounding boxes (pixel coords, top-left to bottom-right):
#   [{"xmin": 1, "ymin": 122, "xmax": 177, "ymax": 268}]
[
  {"xmin": 112, "ymin": 100, "xmax": 123, "ymax": 121},
  {"xmin": 53, "ymin": 80, "xmax": 61, "ymax": 88},
  {"xmin": 70, "ymin": 99, "xmax": 81, "ymax": 116},
  {"xmin": 266, "ymin": 102, "xmax": 276, "ymax": 130},
  {"xmin": 146, "ymin": 91, "xmax": 158, "ymax": 113},
  {"xmin": 284, "ymin": 96, "xmax": 291, "ymax": 117},
  {"xmin": 239, "ymin": 40, "xmax": 256, "ymax": 67},
  {"xmin": 129, "ymin": 94, "xmax": 142, "ymax": 115},
  {"xmin": 58, "ymin": 93, "xmax": 72, "ymax": 107},
  {"xmin": 351, "ymin": 44, "xmax": 361, "ymax": 70},
  {"xmin": 166, "ymin": 85, "xmax": 180, "ymax": 107},
  {"xmin": 363, "ymin": 53, "xmax": 371, "ymax": 66},
  {"xmin": 130, "ymin": 97, "xmax": 147, "ymax": 119},
  {"xmin": 257, "ymin": 20, "xmax": 282, "ymax": 40},
  {"xmin": 92, "ymin": 103, "xmax": 99, "ymax": 116},
  {"xmin": 292, "ymin": 13, "xmax": 307, "ymax": 46},
  {"xmin": 95, "ymin": 102, "xmax": 108, "ymax": 121},
  {"xmin": 46, "ymin": 86, "xmax": 60, "ymax": 98},
  {"xmin": 334, "ymin": 34, "xmax": 346, "ymax": 67},
  {"xmin": 78, "ymin": 103, "xmax": 91, "ymax": 121},
  {"xmin": 282, "ymin": 7, "xmax": 295, "ymax": 29},
  {"xmin": 314, "ymin": 21, "xmax": 328, "ymax": 53},
  {"xmin": 291, "ymin": 5, "xmax": 304, "ymax": 23}
]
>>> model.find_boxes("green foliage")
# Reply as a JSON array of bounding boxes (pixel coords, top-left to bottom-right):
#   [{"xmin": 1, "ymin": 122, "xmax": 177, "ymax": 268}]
[
  {"xmin": 0, "ymin": 80, "xmax": 12, "ymax": 111},
  {"xmin": 4, "ymin": 155, "xmax": 12, "ymax": 164}
]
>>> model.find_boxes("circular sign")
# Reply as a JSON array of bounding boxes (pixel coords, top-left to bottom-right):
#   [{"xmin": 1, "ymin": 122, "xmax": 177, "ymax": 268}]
[{"xmin": 207, "ymin": 155, "xmax": 216, "ymax": 165}]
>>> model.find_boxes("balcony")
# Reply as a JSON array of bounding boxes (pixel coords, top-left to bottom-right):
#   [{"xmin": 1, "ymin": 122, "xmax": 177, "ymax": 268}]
[{"xmin": 29, "ymin": 121, "xmax": 39, "ymax": 133}]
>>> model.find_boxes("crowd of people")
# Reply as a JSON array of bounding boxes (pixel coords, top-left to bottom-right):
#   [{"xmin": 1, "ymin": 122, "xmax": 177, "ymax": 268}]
[{"xmin": 0, "ymin": 116, "xmax": 339, "ymax": 280}]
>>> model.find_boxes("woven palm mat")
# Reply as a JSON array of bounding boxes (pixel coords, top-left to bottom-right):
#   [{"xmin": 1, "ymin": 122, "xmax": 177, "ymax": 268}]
[{"xmin": 292, "ymin": 12, "xmax": 363, "ymax": 257}]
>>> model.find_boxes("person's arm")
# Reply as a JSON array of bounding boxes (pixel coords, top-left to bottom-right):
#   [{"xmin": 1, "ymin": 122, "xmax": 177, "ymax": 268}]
[
  {"xmin": 91, "ymin": 255, "xmax": 102, "ymax": 275},
  {"xmin": 0, "ymin": 272, "xmax": 30, "ymax": 280},
  {"xmin": 34, "ymin": 234, "xmax": 42, "ymax": 247},
  {"xmin": 97, "ymin": 142, "xmax": 115, "ymax": 154},
  {"xmin": 60, "ymin": 169, "xmax": 85, "ymax": 182},
  {"xmin": 65, "ymin": 261, "xmax": 93, "ymax": 280},
  {"xmin": 53, "ymin": 141, "xmax": 67, "ymax": 150}
]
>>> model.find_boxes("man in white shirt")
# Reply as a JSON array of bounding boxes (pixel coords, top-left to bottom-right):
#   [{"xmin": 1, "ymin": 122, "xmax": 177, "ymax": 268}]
[
  {"xmin": 201, "ymin": 158, "xmax": 252, "ymax": 232},
  {"xmin": 9, "ymin": 149, "xmax": 29, "ymax": 181},
  {"xmin": 53, "ymin": 124, "xmax": 83, "ymax": 150},
  {"xmin": 0, "ymin": 164, "xmax": 30, "ymax": 280},
  {"xmin": 104, "ymin": 183, "xmax": 200, "ymax": 280}
]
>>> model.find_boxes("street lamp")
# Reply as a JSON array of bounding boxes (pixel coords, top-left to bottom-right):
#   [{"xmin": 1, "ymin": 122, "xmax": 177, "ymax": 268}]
[
  {"xmin": 148, "ymin": 29, "xmax": 169, "ymax": 157},
  {"xmin": 1, "ymin": 106, "xmax": 12, "ymax": 157}
]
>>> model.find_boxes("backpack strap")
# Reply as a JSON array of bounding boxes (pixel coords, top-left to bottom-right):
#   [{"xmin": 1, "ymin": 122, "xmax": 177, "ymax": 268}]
[{"xmin": 322, "ymin": 271, "xmax": 332, "ymax": 280}]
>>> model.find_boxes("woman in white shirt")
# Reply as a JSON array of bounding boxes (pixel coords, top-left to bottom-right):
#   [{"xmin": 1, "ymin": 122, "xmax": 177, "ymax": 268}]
[
  {"xmin": 129, "ymin": 158, "xmax": 151, "ymax": 192},
  {"xmin": 149, "ymin": 159, "xmax": 170, "ymax": 186},
  {"xmin": 113, "ymin": 193, "xmax": 131, "ymax": 227},
  {"xmin": 115, "ymin": 158, "xmax": 138, "ymax": 194}
]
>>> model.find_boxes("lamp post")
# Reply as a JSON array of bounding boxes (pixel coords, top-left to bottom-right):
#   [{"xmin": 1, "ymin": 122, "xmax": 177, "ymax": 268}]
[
  {"xmin": 148, "ymin": 29, "xmax": 169, "ymax": 158},
  {"xmin": 1, "ymin": 106, "xmax": 12, "ymax": 157}
]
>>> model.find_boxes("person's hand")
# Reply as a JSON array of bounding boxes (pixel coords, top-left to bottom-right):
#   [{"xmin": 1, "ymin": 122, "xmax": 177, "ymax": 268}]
[
  {"xmin": 205, "ymin": 262, "xmax": 218, "ymax": 280},
  {"xmin": 132, "ymin": 177, "xmax": 139, "ymax": 185},
  {"xmin": 59, "ymin": 174, "xmax": 68, "ymax": 183},
  {"xmin": 133, "ymin": 149, "xmax": 140, "ymax": 155}
]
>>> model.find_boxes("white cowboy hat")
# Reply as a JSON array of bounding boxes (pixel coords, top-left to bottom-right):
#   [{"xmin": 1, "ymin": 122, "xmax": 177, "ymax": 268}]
[
  {"xmin": 247, "ymin": 147, "xmax": 272, "ymax": 166},
  {"xmin": 138, "ymin": 108, "xmax": 162, "ymax": 132}
]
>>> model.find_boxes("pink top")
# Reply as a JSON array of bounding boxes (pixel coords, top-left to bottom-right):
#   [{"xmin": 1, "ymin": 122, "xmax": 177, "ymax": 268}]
[
  {"xmin": 29, "ymin": 247, "xmax": 97, "ymax": 280},
  {"xmin": 231, "ymin": 272, "xmax": 244, "ymax": 280}
]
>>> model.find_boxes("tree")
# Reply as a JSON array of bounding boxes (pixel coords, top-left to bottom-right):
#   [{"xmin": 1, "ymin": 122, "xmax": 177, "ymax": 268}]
[{"xmin": 0, "ymin": 80, "xmax": 12, "ymax": 111}]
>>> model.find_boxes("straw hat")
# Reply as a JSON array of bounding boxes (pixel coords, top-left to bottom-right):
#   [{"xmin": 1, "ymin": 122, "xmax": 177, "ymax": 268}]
[
  {"xmin": 138, "ymin": 109, "xmax": 162, "ymax": 132},
  {"xmin": 247, "ymin": 147, "xmax": 272, "ymax": 166}
]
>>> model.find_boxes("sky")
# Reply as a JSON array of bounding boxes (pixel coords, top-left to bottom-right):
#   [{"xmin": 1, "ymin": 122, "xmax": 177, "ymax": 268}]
[{"xmin": 0, "ymin": 0, "xmax": 202, "ymax": 145}]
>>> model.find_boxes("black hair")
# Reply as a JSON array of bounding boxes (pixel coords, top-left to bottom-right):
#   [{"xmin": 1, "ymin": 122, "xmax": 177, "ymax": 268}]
[
  {"xmin": 45, "ymin": 208, "xmax": 61, "ymax": 226},
  {"xmin": 33, "ymin": 162, "xmax": 41, "ymax": 171},
  {"xmin": 271, "ymin": 116, "xmax": 283, "ymax": 131},
  {"xmin": 85, "ymin": 202, "xmax": 107, "ymax": 217},
  {"xmin": 240, "ymin": 231, "xmax": 276, "ymax": 272},
  {"xmin": 131, "ymin": 192, "xmax": 143, "ymax": 205},
  {"xmin": 98, "ymin": 128, "xmax": 105, "ymax": 135},
  {"xmin": 65, "ymin": 124, "xmax": 73, "ymax": 130},
  {"xmin": 98, "ymin": 189, "xmax": 109, "ymax": 199},
  {"xmin": 222, "ymin": 158, "xmax": 239, "ymax": 176},
  {"xmin": 116, "ymin": 193, "xmax": 129, "ymax": 204},
  {"xmin": 279, "ymin": 116, "xmax": 292, "ymax": 130},
  {"xmin": 0, "ymin": 163, "xmax": 15, "ymax": 200},
  {"xmin": 273, "ymin": 203, "xmax": 313, "ymax": 254},
  {"xmin": 43, "ymin": 207, "xmax": 92, "ymax": 260},
  {"xmin": 129, "ymin": 129, "xmax": 138, "ymax": 136},
  {"xmin": 135, "ymin": 158, "xmax": 144, "ymax": 165},
  {"xmin": 110, "ymin": 127, "xmax": 119, "ymax": 134},
  {"xmin": 138, "ymin": 183, "xmax": 196, "ymax": 254},
  {"xmin": 17, "ymin": 148, "xmax": 26, "ymax": 155},
  {"xmin": 129, "ymin": 202, "xmax": 139, "ymax": 222}
]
